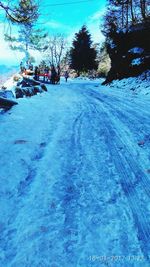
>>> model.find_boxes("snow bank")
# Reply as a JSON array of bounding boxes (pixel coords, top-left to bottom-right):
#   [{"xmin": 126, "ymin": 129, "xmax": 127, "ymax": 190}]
[
  {"xmin": 0, "ymin": 65, "xmax": 18, "ymax": 87},
  {"xmin": 105, "ymin": 71, "xmax": 150, "ymax": 96},
  {"xmin": 128, "ymin": 47, "xmax": 144, "ymax": 54},
  {"xmin": 0, "ymin": 74, "xmax": 47, "ymax": 101},
  {"xmin": 0, "ymin": 75, "xmax": 18, "ymax": 97},
  {"xmin": 131, "ymin": 58, "xmax": 143, "ymax": 66}
]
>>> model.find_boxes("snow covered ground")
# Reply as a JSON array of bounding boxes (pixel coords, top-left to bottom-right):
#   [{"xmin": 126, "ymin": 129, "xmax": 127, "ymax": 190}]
[
  {"xmin": 106, "ymin": 71, "xmax": 150, "ymax": 96},
  {"xmin": 0, "ymin": 65, "xmax": 18, "ymax": 88},
  {"xmin": 0, "ymin": 77, "xmax": 150, "ymax": 267}
]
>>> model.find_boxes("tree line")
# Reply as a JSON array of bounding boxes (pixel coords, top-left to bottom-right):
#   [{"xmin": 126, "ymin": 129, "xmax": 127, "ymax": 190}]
[
  {"xmin": 2, "ymin": 0, "xmax": 149, "ymax": 79},
  {"xmin": 0, "ymin": 0, "xmax": 100, "ymax": 76},
  {"xmin": 103, "ymin": 0, "xmax": 150, "ymax": 37},
  {"xmin": 102, "ymin": 0, "xmax": 150, "ymax": 82}
]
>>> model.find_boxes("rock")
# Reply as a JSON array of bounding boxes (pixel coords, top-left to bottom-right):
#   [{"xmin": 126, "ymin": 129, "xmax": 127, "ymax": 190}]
[
  {"xmin": 1, "ymin": 86, "xmax": 7, "ymax": 90},
  {"xmin": 23, "ymin": 87, "xmax": 34, "ymax": 97},
  {"xmin": 15, "ymin": 77, "xmax": 47, "ymax": 98},
  {"xmin": 0, "ymin": 96, "xmax": 18, "ymax": 109},
  {"xmin": 0, "ymin": 90, "xmax": 14, "ymax": 99},
  {"xmin": 41, "ymin": 83, "xmax": 47, "ymax": 91},
  {"xmin": 34, "ymin": 86, "xmax": 43, "ymax": 93},
  {"xmin": 15, "ymin": 87, "xmax": 24, "ymax": 98},
  {"xmin": 23, "ymin": 77, "xmax": 41, "ymax": 86}
]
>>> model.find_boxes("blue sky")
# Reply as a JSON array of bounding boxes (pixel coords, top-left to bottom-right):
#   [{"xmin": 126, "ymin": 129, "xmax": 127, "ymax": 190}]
[
  {"xmin": 39, "ymin": 0, "xmax": 106, "ymax": 41},
  {"xmin": 0, "ymin": 0, "xmax": 106, "ymax": 65}
]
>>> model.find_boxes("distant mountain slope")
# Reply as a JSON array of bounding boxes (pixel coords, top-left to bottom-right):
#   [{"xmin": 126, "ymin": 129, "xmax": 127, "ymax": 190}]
[
  {"xmin": 0, "ymin": 65, "xmax": 18, "ymax": 86},
  {"xmin": 0, "ymin": 64, "xmax": 17, "ymax": 74}
]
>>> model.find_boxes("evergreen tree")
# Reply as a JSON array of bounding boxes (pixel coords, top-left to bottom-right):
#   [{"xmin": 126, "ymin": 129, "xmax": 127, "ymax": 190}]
[
  {"xmin": 102, "ymin": 0, "xmax": 150, "ymax": 83},
  {"xmin": 0, "ymin": 0, "xmax": 38, "ymax": 23},
  {"xmin": 70, "ymin": 26, "xmax": 97, "ymax": 75},
  {"xmin": 5, "ymin": 0, "xmax": 47, "ymax": 64},
  {"xmin": 14, "ymin": 0, "xmax": 38, "ymax": 24}
]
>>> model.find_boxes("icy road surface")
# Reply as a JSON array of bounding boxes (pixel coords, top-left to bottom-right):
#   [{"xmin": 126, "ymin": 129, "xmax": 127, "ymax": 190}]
[{"xmin": 0, "ymin": 79, "xmax": 150, "ymax": 267}]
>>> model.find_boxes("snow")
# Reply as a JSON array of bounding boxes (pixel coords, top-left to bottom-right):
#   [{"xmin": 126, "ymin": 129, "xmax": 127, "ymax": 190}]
[
  {"xmin": 0, "ymin": 76, "xmax": 150, "ymax": 266},
  {"xmin": 0, "ymin": 90, "xmax": 14, "ymax": 99},
  {"xmin": 131, "ymin": 58, "xmax": 143, "ymax": 66},
  {"xmin": 0, "ymin": 65, "xmax": 18, "ymax": 87},
  {"xmin": 128, "ymin": 47, "xmax": 144, "ymax": 54},
  {"xmin": 0, "ymin": 75, "xmax": 19, "ymax": 97},
  {"xmin": 107, "ymin": 71, "xmax": 150, "ymax": 95},
  {"xmin": 109, "ymin": 40, "xmax": 117, "ymax": 49}
]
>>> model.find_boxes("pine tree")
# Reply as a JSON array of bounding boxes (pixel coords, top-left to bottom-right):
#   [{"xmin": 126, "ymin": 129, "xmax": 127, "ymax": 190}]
[
  {"xmin": 16, "ymin": 0, "xmax": 38, "ymax": 23},
  {"xmin": 5, "ymin": 0, "xmax": 47, "ymax": 65},
  {"xmin": 102, "ymin": 0, "xmax": 150, "ymax": 83},
  {"xmin": 0, "ymin": 0, "xmax": 38, "ymax": 23},
  {"xmin": 70, "ymin": 26, "xmax": 97, "ymax": 75}
]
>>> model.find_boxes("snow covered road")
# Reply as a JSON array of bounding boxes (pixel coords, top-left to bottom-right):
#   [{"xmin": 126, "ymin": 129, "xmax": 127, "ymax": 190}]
[{"xmin": 0, "ymin": 79, "xmax": 150, "ymax": 267}]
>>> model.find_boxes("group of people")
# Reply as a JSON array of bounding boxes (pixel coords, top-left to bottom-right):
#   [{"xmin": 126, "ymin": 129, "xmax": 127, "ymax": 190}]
[
  {"xmin": 34, "ymin": 65, "xmax": 58, "ymax": 84},
  {"xmin": 34, "ymin": 64, "xmax": 69, "ymax": 84},
  {"xmin": 20, "ymin": 61, "xmax": 69, "ymax": 84}
]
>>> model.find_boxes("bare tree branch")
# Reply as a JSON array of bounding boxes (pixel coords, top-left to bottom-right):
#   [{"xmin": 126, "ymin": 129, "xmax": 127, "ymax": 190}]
[{"xmin": 44, "ymin": 34, "xmax": 67, "ymax": 68}]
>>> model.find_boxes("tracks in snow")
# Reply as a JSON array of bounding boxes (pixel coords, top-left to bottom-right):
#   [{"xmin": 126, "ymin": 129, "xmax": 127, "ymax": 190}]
[
  {"xmin": 83, "ymin": 87, "xmax": 150, "ymax": 262},
  {"xmin": 0, "ymin": 82, "xmax": 150, "ymax": 267}
]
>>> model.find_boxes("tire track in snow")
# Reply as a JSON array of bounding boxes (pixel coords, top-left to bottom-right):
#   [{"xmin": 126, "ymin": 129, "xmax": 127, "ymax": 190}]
[
  {"xmin": 54, "ymin": 83, "xmax": 149, "ymax": 266},
  {"xmin": 85, "ymin": 89, "xmax": 150, "ymax": 134},
  {"xmin": 44, "ymin": 111, "xmax": 85, "ymax": 266},
  {"xmin": 1, "ymin": 82, "xmax": 150, "ymax": 267},
  {"xmin": 83, "ymin": 89, "xmax": 150, "ymax": 195},
  {"xmin": 84, "ymin": 91, "xmax": 150, "ymax": 262},
  {"xmin": 70, "ymin": 97, "xmax": 146, "ymax": 266},
  {"xmin": 98, "ymin": 89, "xmax": 150, "ymax": 118}
]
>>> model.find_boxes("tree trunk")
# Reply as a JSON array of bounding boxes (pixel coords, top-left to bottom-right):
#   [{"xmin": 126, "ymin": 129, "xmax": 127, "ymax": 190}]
[
  {"xmin": 140, "ymin": 0, "xmax": 146, "ymax": 20},
  {"xmin": 121, "ymin": 3, "xmax": 124, "ymax": 28},
  {"xmin": 126, "ymin": 0, "xmax": 129, "ymax": 29},
  {"xmin": 130, "ymin": 0, "xmax": 135, "ymax": 23}
]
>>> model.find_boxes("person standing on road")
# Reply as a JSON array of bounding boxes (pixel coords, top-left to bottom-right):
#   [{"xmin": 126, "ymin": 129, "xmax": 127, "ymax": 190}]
[
  {"xmin": 34, "ymin": 66, "xmax": 40, "ymax": 80},
  {"xmin": 64, "ymin": 70, "xmax": 69, "ymax": 82},
  {"xmin": 50, "ymin": 65, "xmax": 57, "ymax": 84}
]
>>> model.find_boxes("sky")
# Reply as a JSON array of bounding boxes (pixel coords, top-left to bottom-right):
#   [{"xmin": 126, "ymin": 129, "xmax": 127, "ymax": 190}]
[{"xmin": 0, "ymin": 0, "xmax": 106, "ymax": 66}]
